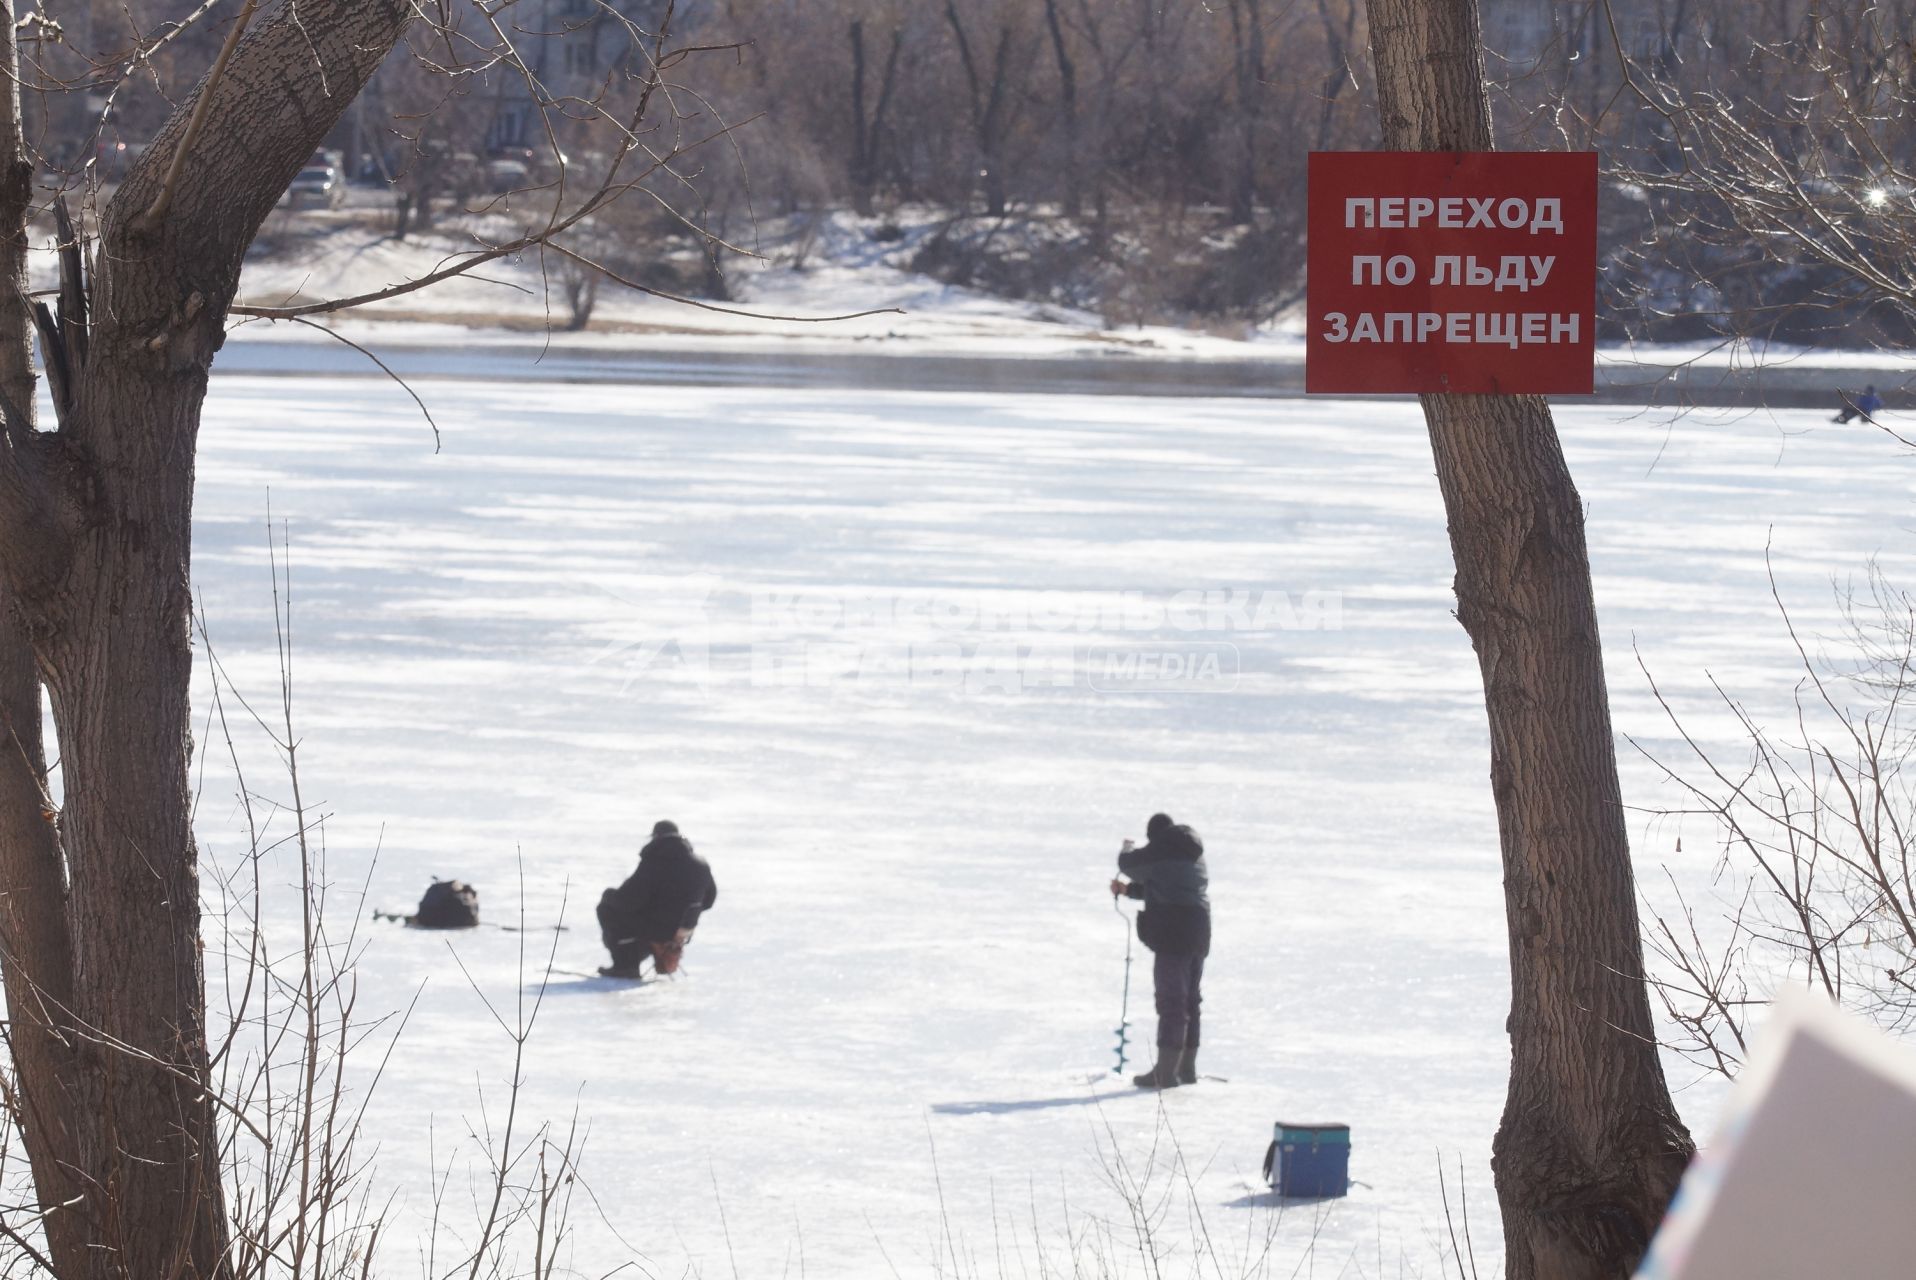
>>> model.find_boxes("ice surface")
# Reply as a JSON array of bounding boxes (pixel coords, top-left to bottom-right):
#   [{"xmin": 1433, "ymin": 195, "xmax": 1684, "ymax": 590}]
[{"xmin": 182, "ymin": 357, "xmax": 1916, "ymax": 1278}]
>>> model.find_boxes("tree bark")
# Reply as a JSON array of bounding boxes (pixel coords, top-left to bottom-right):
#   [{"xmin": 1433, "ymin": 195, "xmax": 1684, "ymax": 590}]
[
  {"xmin": 945, "ymin": 5, "xmax": 1014, "ymax": 218},
  {"xmin": 1362, "ymin": 2, "xmax": 1694, "ymax": 1276},
  {"xmin": 0, "ymin": 3, "xmax": 412, "ymax": 1275},
  {"xmin": 978, "ymin": 25, "xmax": 1013, "ymax": 218},
  {"xmin": 848, "ymin": 20, "xmax": 901, "ymax": 219},
  {"xmin": 1312, "ymin": 0, "xmax": 1359, "ymax": 151},
  {"xmin": 850, "ymin": 20, "xmax": 872, "ymax": 215},
  {"xmin": 1043, "ymin": 0, "xmax": 1082, "ymax": 219},
  {"xmin": 0, "ymin": 597, "xmax": 82, "ymax": 1266},
  {"xmin": 1226, "ymin": 0, "xmax": 1265, "ymax": 225},
  {"xmin": 0, "ymin": 6, "xmax": 86, "ymax": 1269}
]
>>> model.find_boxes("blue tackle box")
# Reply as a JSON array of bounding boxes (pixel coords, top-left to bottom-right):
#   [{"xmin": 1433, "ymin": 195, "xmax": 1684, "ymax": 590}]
[{"xmin": 1261, "ymin": 1121, "xmax": 1350, "ymax": 1198}]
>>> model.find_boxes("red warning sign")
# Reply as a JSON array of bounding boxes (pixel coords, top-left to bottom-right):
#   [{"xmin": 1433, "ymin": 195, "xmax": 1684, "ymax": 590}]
[{"xmin": 1306, "ymin": 151, "xmax": 1598, "ymax": 395}]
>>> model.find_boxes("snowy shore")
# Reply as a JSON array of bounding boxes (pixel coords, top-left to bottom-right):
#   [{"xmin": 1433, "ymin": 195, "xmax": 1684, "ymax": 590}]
[{"xmin": 153, "ymin": 212, "xmax": 1916, "ymax": 406}]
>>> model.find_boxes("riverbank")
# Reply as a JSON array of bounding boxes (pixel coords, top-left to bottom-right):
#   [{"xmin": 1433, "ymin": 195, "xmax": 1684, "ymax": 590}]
[{"xmin": 220, "ymin": 316, "xmax": 1916, "ymax": 411}]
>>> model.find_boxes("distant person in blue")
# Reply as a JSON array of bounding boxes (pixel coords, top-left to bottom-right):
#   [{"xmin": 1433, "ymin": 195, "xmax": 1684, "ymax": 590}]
[
  {"xmin": 1833, "ymin": 385, "xmax": 1883, "ymax": 424},
  {"xmin": 1110, "ymin": 812, "xmax": 1210, "ymax": 1089}
]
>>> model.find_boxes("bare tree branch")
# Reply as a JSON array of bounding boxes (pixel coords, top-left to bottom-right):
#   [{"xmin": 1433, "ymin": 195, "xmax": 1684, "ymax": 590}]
[{"xmin": 130, "ymin": 0, "xmax": 260, "ymax": 234}]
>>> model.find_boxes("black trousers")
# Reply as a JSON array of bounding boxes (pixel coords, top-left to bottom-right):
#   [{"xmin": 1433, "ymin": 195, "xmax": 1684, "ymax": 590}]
[
  {"xmin": 1153, "ymin": 950, "xmax": 1205, "ymax": 1053},
  {"xmin": 597, "ymin": 891, "xmax": 647, "ymax": 970}
]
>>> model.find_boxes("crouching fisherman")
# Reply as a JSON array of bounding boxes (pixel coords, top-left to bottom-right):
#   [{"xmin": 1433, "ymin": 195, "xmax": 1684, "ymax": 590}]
[
  {"xmin": 1110, "ymin": 812, "xmax": 1210, "ymax": 1089},
  {"xmin": 598, "ymin": 820, "xmax": 717, "ymax": 978}
]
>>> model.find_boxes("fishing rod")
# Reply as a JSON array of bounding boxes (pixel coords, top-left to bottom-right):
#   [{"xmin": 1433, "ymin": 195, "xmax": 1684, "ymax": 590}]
[{"xmin": 371, "ymin": 910, "xmax": 568, "ymax": 933}]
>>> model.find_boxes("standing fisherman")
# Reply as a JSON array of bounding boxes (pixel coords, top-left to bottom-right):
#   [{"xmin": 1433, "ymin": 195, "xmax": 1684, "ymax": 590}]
[{"xmin": 1109, "ymin": 812, "xmax": 1210, "ymax": 1089}]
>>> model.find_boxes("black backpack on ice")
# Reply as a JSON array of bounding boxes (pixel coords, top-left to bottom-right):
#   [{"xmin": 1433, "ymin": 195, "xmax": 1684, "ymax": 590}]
[{"xmin": 410, "ymin": 879, "xmax": 480, "ymax": 929}]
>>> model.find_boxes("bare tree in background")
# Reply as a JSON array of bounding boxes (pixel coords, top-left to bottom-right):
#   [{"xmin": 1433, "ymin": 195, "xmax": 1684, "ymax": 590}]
[
  {"xmin": 1481, "ymin": 0, "xmax": 1916, "ymax": 349},
  {"xmin": 848, "ymin": 16, "xmax": 902, "ymax": 217},
  {"xmin": 1222, "ymin": 0, "xmax": 1267, "ymax": 226},
  {"xmin": 1039, "ymin": 0, "xmax": 1081, "ymax": 218},
  {"xmin": 1310, "ymin": 0, "xmax": 1366, "ymax": 151},
  {"xmin": 0, "ymin": 2, "xmax": 757, "ymax": 1273},
  {"xmin": 1363, "ymin": 1, "xmax": 1693, "ymax": 1276},
  {"xmin": 1601, "ymin": 0, "xmax": 1916, "ymax": 1029},
  {"xmin": 943, "ymin": 1, "xmax": 1026, "ymax": 218},
  {"xmin": 674, "ymin": 0, "xmax": 1374, "ymax": 324},
  {"xmin": 1640, "ymin": 565, "xmax": 1916, "ymax": 1079}
]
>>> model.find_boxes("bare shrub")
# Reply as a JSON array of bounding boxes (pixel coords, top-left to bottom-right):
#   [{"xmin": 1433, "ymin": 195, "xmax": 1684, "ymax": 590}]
[{"xmin": 1639, "ymin": 559, "xmax": 1916, "ymax": 1079}]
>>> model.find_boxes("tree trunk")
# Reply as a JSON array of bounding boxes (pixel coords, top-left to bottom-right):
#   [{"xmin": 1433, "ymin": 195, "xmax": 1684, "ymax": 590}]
[
  {"xmin": 1312, "ymin": 0, "xmax": 1360, "ymax": 151},
  {"xmin": 944, "ymin": 6, "xmax": 1014, "ymax": 218},
  {"xmin": 1226, "ymin": 0, "xmax": 1264, "ymax": 225},
  {"xmin": 702, "ymin": 211, "xmax": 733, "ymax": 301},
  {"xmin": 1362, "ymin": 2, "xmax": 1694, "ymax": 1277},
  {"xmin": 1043, "ymin": 0, "xmax": 1082, "ymax": 219},
  {"xmin": 0, "ymin": 3, "xmax": 412, "ymax": 1275},
  {"xmin": 0, "ymin": 595, "xmax": 83, "ymax": 1268},
  {"xmin": 848, "ymin": 21, "xmax": 901, "ymax": 220},
  {"xmin": 980, "ymin": 25, "xmax": 1012, "ymax": 218},
  {"xmin": 0, "ymin": 7, "xmax": 86, "ymax": 1269},
  {"xmin": 850, "ymin": 20, "xmax": 873, "ymax": 216},
  {"xmin": 44, "ymin": 404, "xmax": 229, "ymax": 1280}
]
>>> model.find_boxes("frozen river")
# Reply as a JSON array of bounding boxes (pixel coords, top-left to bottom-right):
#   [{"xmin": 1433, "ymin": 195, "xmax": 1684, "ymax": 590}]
[{"xmin": 183, "ymin": 347, "xmax": 1916, "ymax": 1278}]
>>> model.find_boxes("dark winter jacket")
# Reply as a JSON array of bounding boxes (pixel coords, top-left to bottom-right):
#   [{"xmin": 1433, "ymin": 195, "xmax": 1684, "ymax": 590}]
[
  {"xmin": 1119, "ymin": 825, "xmax": 1210, "ymax": 956},
  {"xmin": 608, "ymin": 834, "xmax": 718, "ymax": 943}
]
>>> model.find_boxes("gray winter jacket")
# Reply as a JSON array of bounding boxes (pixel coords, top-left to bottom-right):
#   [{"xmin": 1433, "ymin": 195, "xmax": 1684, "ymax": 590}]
[{"xmin": 1118, "ymin": 825, "xmax": 1210, "ymax": 953}]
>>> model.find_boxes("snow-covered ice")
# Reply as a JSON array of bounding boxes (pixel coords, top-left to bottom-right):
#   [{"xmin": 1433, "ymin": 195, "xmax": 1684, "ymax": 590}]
[{"xmin": 182, "ymin": 351, "xmax": 1916, "ymax": 1278}]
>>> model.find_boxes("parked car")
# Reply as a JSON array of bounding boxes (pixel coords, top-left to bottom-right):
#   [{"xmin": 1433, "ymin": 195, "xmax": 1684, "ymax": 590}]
[
  {"xmin": 483, "ymin": 158, "xmax": 532, "ymax": 192},
  {"xmin": 283, "ymin": 163, "xmax": 345, "ymax": 210}
]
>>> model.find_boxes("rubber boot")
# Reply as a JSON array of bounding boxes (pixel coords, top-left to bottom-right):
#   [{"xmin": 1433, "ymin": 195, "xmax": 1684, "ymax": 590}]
[
  {"xmin": 599, "ymin": 939, "xmax": 647, "ymax": 979},
  {"xmin": 597, "ymin": 960, "xmax": 645, "ymax": 979},
  {"xmin": 1177, "ymin": 1046, "xmax": 1198, "ymax": 1085},
  {"xmin": 1133, "ymin": 1057, "xmax": 1181, "ymax": 1090}
]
